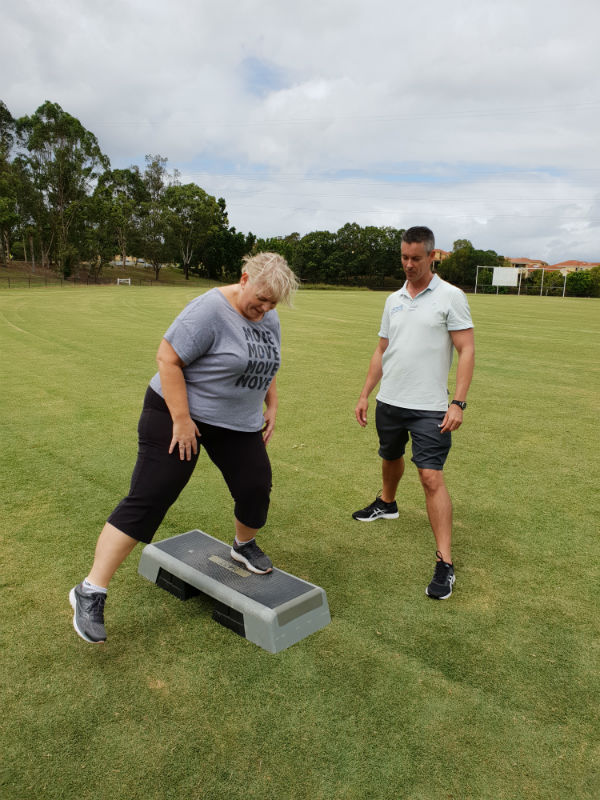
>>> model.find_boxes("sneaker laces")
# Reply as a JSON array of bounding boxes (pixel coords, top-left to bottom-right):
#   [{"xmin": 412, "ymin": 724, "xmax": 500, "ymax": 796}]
[
  {"xmin": 433, "ymin": 551, "xmax": 452, "ymax": 580},
  {"xmin": 87, "ymin": 593, "xmax": 106, "ymax": 619},
  {"xmin": 238, "ymin": 539, "xmax": 261, "ymax": 555},
  {"xmin": 432, "ymin": 560, "xmax": 449, "ymax": 581}
]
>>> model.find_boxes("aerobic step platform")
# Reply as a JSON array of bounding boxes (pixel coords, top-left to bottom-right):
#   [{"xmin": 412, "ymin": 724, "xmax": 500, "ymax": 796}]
[{"xmin": 138, "ymin": 530, "xmax": 331, "ymax": 653}]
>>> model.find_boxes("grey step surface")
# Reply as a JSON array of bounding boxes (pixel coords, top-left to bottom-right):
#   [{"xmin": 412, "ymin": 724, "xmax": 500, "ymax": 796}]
[{"xmin": 138, "ymin": 529, "xmax": 331, "ymax": 653}]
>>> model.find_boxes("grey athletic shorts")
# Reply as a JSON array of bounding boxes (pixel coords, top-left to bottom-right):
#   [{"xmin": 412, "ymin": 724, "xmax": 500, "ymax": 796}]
[{"xmin": 375, "ymin": 401, "xmax": 451, "ymax": 470}]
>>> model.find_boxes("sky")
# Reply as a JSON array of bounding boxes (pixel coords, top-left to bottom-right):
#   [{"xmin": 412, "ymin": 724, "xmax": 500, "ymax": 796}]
[{"xmin": 2, "ymin": 0, "xmax": 600, "ymax": 263}]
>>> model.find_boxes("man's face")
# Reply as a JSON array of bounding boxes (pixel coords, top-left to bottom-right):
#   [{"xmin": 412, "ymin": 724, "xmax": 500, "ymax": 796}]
[{"xmin": 401, "ymin": 241, "xmax": 434, "ymax": 285}]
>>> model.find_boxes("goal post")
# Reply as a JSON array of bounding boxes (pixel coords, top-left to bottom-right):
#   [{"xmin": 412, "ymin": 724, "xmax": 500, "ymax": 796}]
[
  {"xmin": 474, "ymin": 266, "xmax": 521, "ymax": 294},
  {"xmin": 116, "ymin": 278, "xmax": 131, "ymax": 286},
  {"xmin": 474, "ymin": 266, "xmax": 567, "ymax": 296}
]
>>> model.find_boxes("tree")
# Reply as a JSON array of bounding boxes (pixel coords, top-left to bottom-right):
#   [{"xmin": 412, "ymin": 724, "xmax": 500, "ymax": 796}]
[
  {"xmin": 0, "ymin": 101, "xmax": 18, "ymax": 264},
  {"xmin": 295, "ymin": 230, "xmax": 337, "ymax": 283},
  {"xmin": 253, "ymin": 232, "xmax": 300, "ymax": 267},
  {"xmin": 589, "ymin": 266, "xmax": 600, "ymax": 298},
  {"xmin": 360, "ymin": 225, "xmax": 405, "ymax": 285},
  {"xmin": 201, "ymin": 223, "xmax": 255, "ymax": 281},
  {"xmin": 525, "ymin": 268, "xmax": 565, "ymax": 295},
  {"xmin": 15, "ymin": 101, "xmax": 109, "ymax": 274},
  {"xmin": 11, "ymin": 155, "xmax": 48, "ymax": 270},
  {"xmin": 138, "ymin": 154, "xmax": 177, "ymax": 280},
  {"xmin": 94, "ymin": 167, "xmax": 147, "ymax": 268},
  {"xmin": 163, "ymin": 183, "xmax": 228, "ymax": 279},
  {"xmin": 334, "ymin": 223, "xmax": 368, "ymax": 283},
  {"xmin": 438, "ymin": 239, "xmax": 504, "ymax": 288},
  {"xmin": 566, "ymin": 268, "xmax": 598, "ymax": 297},
  {"xmin": 75, "ymin": 194, "xmax": 115, "ymax": 280}
]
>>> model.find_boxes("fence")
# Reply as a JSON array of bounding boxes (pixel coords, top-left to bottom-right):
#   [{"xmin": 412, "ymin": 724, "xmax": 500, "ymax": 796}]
[{"xmin": 0, "ymin": 276, "xmax": 164, "ymax": 289}]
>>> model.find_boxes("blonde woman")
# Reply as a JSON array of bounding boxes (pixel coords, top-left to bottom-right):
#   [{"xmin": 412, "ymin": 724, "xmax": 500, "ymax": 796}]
[{"xmin": 70, "ymin": 253, "xmax": 299, "ymax": 643}]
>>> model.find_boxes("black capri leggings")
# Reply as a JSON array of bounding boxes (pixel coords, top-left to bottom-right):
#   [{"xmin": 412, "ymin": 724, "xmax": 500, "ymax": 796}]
[{"xmin": 107, "ymin": 387, "xmax": 272, "ymax": 543}]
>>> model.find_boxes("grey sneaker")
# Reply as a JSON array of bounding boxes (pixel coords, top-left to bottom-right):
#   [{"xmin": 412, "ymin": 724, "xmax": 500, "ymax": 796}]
[
  {"xmin": 69, "ymin": 583, "xmax": 107, "ymax": 643},
  {"xmin": 352, "ymin": 495, "xmax": 399, "ymax": 521},
  {"xmin": 230, "ymin": 539, "xmax": 273, "ymax": 574},
  {"xmin": 425, "ymin": 552, "xmax": 455, "ymax": 599}
]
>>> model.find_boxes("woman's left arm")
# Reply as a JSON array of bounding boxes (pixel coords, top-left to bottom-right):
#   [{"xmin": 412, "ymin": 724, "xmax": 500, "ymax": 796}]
[{"xmin": 263, "ymin": 377, "xmax": 279, "ymax": 444}]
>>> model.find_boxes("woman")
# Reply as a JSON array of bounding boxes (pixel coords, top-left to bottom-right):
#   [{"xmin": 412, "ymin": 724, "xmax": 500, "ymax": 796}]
[{"xmin": 70, "ymin": 252, "xmax": 299, "ymax": 643}]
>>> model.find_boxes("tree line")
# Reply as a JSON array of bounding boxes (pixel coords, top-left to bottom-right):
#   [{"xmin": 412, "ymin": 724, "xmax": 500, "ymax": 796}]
[
  {"xmin": 0, "ymin": 100, "xmax": 253, "ymax": 281},
  {"xmin": 0, "ymin": 99, "xmax": 507, "ymax": 288},
  {"xmin": 2, "ymin": 100, "xmax": 598, "ymax": 294},
  {"xmin": 255, "ymin": 230, "xmax": 515, "ymax": 290}
]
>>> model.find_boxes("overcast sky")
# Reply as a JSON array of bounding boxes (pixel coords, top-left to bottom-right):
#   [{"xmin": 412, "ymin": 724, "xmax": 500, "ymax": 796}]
[{"xmin": 2, "ymin": 0, "xmax": 599, "ymax": 263}]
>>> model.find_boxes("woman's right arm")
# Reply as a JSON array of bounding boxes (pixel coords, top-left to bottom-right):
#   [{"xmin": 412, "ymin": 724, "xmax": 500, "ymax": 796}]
[{"xmin": 156, "ymin": 338, "xmax": 200, "ymax": 461}]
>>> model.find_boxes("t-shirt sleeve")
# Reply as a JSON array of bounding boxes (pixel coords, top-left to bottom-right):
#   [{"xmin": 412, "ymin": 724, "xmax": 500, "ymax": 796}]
[
  {"xmin": 163, "ymin": 295, "xmax": 217, "ymax": 365},
  {"xmin": 378, "ymin": 297, "xmax": 391, "ymax": 339},
  {"xmin": 447, "ymin": 289, "xmax": 473, "ymax": 331}
]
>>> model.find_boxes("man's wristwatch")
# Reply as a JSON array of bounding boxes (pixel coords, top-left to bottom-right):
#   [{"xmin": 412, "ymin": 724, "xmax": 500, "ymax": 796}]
[{"xmin": 451, "ymin": 400, "xmax": 467, "ymax": 410}]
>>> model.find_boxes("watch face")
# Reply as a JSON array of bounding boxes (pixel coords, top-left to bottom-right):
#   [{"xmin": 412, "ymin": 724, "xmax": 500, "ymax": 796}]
[{"xmin": 453, "ymin": 400, "xmax": 466, "ymax": 409}]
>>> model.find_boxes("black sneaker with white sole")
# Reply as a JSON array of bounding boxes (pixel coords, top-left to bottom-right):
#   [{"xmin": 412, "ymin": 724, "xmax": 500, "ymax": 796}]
[
  {"xmin": 425, "ymin": 552, "xmax": 455, "ymax": 599},
  {"xmin": 230, "ymin": 539, "xmax": 273, "ymax": 574},
  {"xmin": 352, "ymin": 495, "xmax": 399, "ymax": 522},
  {"xmin": 69, "ymin": 583, "xmax": 107, "ymax": 642}
]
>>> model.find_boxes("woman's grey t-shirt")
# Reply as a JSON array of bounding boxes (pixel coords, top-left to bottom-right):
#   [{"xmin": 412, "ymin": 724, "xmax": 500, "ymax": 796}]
[{"xmin": 149, "ymin": 289, "xmax": 281, "ymax": 432}]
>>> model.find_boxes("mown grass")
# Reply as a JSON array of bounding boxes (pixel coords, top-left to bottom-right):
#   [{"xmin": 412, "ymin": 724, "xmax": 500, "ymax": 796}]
[{"xmin": 1, "ymin": 287, "xmax": 599, "ymax": 799}]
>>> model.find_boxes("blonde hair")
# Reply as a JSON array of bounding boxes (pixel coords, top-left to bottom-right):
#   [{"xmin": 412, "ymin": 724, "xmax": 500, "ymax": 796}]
[{"xmin": 242, "ymin": 252, "xmax": 299, "ymax": 306}]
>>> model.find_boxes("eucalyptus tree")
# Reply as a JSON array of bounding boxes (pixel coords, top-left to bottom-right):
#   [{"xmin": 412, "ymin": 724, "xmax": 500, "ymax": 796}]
[
  {"xmin": 138, "ymin": 154, "xmax": 176, "ymax": 280},
  {"xmin": 0, "ymin": 101, "xmax": 17, "ymax": 264},
  {"xmin": 163, "ymin": 183, "xmax": 228, "ymax": 279},
  {"xmin": 94, "ymin": 166, "xmax": 147, "ymax": 268},
  {"xmin": 15, "ymin": 101, "xmax": 109, "ymax": 273}
]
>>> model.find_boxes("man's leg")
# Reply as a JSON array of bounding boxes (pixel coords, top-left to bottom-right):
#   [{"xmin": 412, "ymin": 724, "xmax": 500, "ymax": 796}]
[
  {"xmin": 417, "ymin": 468, "xmax": 452, "ymax": 564},
  {"xmin": 382, "ymin": 456, "xmax": 405, "ymax": 503}
]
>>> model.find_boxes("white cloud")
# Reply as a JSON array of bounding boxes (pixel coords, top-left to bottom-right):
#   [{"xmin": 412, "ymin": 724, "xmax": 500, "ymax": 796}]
[{"xmin": 1, "ymin": 0, "xmax": 600, "ymax": 261}]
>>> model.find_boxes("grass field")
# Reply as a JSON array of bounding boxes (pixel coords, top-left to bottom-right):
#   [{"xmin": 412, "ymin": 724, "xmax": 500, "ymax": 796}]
[{"xmin": 1, "ymin": 286, "xmax": 599, "ymax": 799}]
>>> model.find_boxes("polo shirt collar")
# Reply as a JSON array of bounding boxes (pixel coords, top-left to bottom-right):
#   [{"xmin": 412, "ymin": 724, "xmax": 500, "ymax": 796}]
[{"xmin": 399, "ymin": 272, "xmax": 440, "ymax": 299}]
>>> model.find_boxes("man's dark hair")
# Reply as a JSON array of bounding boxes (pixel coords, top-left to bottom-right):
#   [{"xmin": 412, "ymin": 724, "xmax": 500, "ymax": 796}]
[{"xmin": 401, "ymin": 226, "xmax": 435, "ymax": 254}]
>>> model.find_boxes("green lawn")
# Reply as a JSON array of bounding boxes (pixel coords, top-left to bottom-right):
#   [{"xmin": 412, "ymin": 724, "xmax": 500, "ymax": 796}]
[{"xmin": 1, "ymin": 287, "xmax": 599, "ymax": 799}]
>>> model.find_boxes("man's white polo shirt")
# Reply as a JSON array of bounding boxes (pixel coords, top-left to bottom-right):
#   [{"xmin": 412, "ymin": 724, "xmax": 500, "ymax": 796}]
[{"xmin": 376, "ymin": 274, "xmax": 473, "ymax": 412}]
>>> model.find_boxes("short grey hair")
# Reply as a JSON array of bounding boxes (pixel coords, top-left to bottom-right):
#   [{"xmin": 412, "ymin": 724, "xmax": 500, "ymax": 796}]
[
  {"xmin": 242, "ymin": 252, "xmax": 299, "ymax": 306},
  {"xmin": 401, "ymin": 226, "xmax": 435, "ymax": 254}
]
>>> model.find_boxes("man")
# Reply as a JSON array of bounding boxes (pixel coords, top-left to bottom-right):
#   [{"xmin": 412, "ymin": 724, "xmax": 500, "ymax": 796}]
[{"xmin": 353, "ymin": 226, "xmax": 474, "ymax": 600}]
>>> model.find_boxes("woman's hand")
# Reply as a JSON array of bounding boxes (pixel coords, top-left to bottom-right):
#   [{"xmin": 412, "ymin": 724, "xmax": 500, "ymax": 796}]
[
  {"xmin": 156, "ymin": 339, "xmax": 200, "ymax": 461},
  {"xmin": 262, "ymin": 378, "xmax": 278, "ymax": 445},
  {"xmin": 169, "ymin": 416, "xmax": 200, "ymax": 461},
  {"xmin": 262, "ymin": 405, "xmax": 277, "ymax": 445}
]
